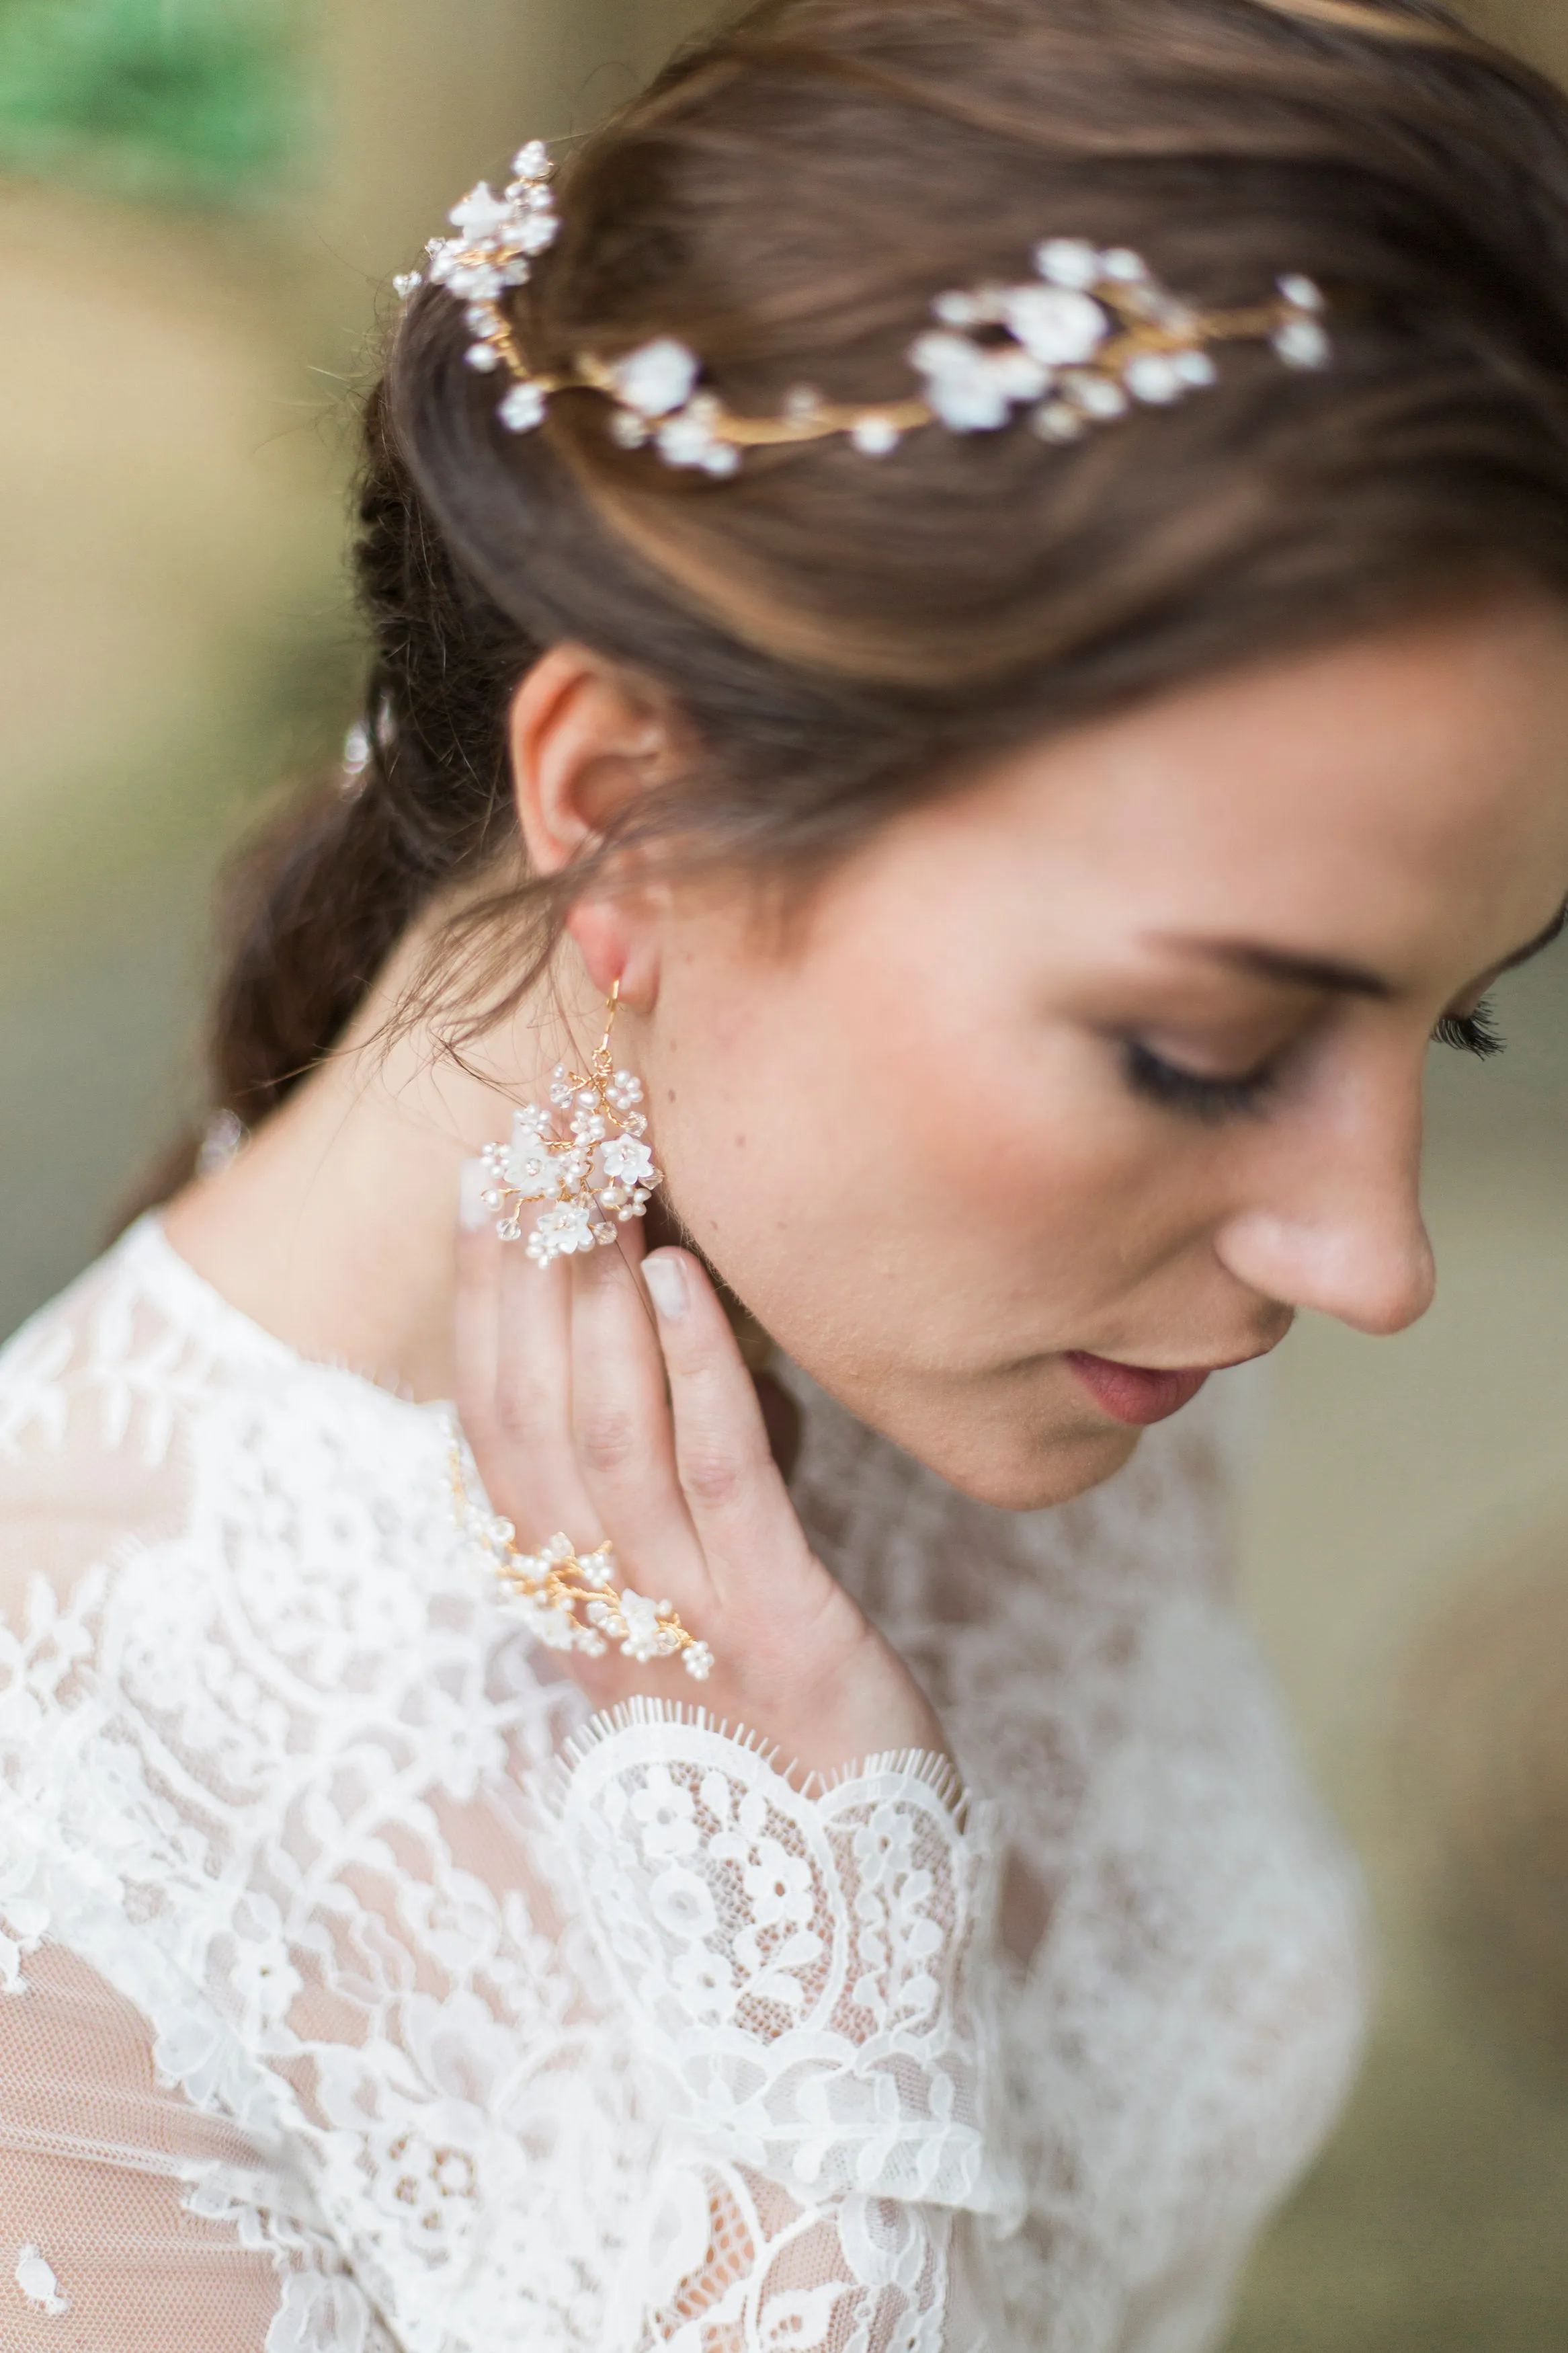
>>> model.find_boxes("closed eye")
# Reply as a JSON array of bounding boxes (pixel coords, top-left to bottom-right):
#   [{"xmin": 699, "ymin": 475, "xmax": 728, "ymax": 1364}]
[
  {"xmin": 1121, "ymin": 1039, "xmax": 1279, "ymax": 1122},
  {"xmin": 1125, "ymin": 986, "xmax": 1509, "ymax": 1122}
]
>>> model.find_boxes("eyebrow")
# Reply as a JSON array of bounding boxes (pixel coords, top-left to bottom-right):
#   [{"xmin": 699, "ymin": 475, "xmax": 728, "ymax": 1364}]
[
  {"xmin": 1157, "ymin": 897, "xmax": 1568, "ymax": 1000},
  {"xmin": 1495, "ymin": 897, "xmax": 1568, "ymax": 977},
  {"xmin": 1153, "ymin": 936, "xmax": 1393, "ymax": 998}
]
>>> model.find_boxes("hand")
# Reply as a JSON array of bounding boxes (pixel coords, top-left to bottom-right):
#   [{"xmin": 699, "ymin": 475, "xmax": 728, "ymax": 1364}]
[{"xmin": 454, "ymin": 1208, "xmax": 948, "ymax": 1781}]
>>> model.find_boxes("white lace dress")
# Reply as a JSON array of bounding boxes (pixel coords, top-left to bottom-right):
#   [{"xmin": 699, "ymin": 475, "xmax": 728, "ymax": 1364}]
[{"xmin": 0, "ymin": 1220, "xmax": 1366, "ymax": 2353}]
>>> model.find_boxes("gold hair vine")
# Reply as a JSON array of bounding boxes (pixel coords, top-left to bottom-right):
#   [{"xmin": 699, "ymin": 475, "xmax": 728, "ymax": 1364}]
[
  {"xmin": 450, "ymin": 1438, "xmax": 714, "ymax": 1679},
  {"xmin": 397, "ymin": 145, "xmax": 1333, "ymax": 475}
]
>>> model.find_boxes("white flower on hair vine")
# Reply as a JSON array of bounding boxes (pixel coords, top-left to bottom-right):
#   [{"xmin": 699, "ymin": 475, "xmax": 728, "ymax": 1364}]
[
  {"xmin": 398, "ymin": 144, "xmax": 1333, "ymax": 471},
  {"xmin": 396, "ymin": 141, "xmax": 563, "ymax": 433}
]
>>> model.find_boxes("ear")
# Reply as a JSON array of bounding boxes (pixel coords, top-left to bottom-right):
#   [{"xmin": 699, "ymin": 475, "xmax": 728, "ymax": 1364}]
[{"xmin": 508, "ymin": 644, "xmax": 690, "ymax": 1009}]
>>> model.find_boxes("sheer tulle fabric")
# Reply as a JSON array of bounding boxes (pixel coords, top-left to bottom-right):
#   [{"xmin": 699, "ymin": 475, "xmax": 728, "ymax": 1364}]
[{"xmin": 0, "ymin": 1223, "xmax": 1366, "ymax": 2350}]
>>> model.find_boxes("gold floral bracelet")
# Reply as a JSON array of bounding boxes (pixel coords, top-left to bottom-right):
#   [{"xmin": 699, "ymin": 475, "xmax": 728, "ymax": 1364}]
[{"xmin": 448, "ymin": 1440, "xmax": 714, "ymax": 1680}]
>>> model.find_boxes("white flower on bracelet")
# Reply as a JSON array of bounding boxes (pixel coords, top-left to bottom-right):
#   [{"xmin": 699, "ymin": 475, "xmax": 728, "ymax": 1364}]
[{"xmin": 450, "ymin": 1439, "xmax": 714, "ymax": 1679}]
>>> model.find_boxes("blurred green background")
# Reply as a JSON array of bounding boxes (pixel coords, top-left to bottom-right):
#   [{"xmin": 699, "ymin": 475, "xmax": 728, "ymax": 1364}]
[
  {"xmin": 0, "ymin": 0, "xmax": 300, "ymax": 200},
  {"xmin": 3, "ymin": 2, "xmax": 1567, "ymax": 2344}
]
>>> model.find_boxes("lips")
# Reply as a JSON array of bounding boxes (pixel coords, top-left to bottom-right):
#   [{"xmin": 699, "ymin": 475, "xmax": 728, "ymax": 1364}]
[{"xmin": 1065, "ymin": 1351, "xmax": 1215, "ymax": 1427}]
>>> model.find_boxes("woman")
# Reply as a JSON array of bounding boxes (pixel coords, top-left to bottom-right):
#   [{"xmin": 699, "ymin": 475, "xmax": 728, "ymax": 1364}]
[{"xmin": 4, "ymin": 0, "xmax": 1568, "ymax": 2344}]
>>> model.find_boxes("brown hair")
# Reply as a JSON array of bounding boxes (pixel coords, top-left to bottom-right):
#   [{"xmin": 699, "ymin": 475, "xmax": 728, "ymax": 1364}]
[{"xmin": 182, "ymin": 0, "xmax": 1568, "ymax": 1170}]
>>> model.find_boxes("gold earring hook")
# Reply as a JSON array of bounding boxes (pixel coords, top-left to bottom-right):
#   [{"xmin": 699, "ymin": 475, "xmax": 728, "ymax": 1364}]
[{"xmin": 596, "ymin": 977, "xmax": 621, "ymax": 1062}]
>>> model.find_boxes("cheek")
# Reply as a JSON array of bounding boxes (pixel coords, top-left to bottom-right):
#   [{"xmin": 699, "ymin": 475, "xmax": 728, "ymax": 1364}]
[
  {"xmin": 639, "ymin": 959, "xmax": 1221, "ymax": 1507},
  {"xmin": 654, "ymin": 978, "xmax": 1202, "ymax": 1355},
  {"xmin": 649, "ymin": 1008, "xmax": 839, "ymax": 1258},
  {"xmin": 919, "ymin": 1049, "xmax": 1153, "ymax": 1230}
]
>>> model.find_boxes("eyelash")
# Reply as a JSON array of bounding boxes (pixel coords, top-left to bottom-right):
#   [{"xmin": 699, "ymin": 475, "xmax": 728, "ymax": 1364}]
[
  {"xmin": 1430, "ymin": 997, "xmax": 1507, "ymax": 1060},
  {"xmin": 1121, "ymin": 1041, "xmax": 1278, "ymax": 1124},
  {"xmin": 1122, "ymin": 993, "xmax": 1508, "ymax": 1123}
]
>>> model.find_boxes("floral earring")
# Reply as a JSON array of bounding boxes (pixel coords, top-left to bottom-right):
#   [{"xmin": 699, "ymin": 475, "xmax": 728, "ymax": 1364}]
[{"xmin": 477, "ymin": 982, "xmax": 663, "ymax": 1267}]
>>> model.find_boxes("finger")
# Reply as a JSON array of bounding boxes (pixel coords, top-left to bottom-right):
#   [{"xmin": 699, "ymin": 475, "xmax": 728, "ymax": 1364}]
[
  {"xmin": 474, "ymin": 1198, "xmax": 600, "ymax": 1548},
  {"xmin": 641, "ymin": 1249, "xmax": 813, "ymax": 1603},
  {"xmin": 568, "ymin": 1226, "xmax": 707, "ymax": 1600},
  {"xmin": 454, "ymin": 1158, "xmax": 503, "ymax": 1449},
  {"xmin": 495, "ymin": 1225, "xmax": 602, "ymax": 1544}
]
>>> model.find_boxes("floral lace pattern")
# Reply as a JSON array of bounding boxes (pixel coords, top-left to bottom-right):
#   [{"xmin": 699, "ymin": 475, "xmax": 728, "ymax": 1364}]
[
  {"xmin": 0, "ymin": 1222, "xmax": 1367, "ymax": 2351},
  {"xmin": 552, "ymin": 1706, "xmax": 1014, "ymax": 2218}
]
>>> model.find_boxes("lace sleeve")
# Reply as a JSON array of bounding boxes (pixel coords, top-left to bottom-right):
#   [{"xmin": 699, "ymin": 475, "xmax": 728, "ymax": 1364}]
[
  {"xmin": 0, "ymin": 1579, "xmax": 388, "ymax": 2353},
  {"xmin": 0, "ymin": 1944, "xmax": 391, "ymax": 2353},
  {"xmin": 544, "ymin": 1700, "xmax": 1020, "ymax": 2350}
]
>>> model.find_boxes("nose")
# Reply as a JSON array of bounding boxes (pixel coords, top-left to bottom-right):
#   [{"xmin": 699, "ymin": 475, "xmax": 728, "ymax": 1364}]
[{"xmin": 1213, "ymin": 1069, "xmax": 1437, "ymax": 1337}]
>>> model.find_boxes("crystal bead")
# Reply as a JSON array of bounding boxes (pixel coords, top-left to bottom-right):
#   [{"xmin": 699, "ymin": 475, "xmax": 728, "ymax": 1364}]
[
  {"xmin": 851, "ymin": 414, "xmax": 900, "ymax": 456},
  {"xmin": 1124, "ymin": 352, "xmax": 1185, "ymax": 405},
  {"xmin": 1035, "ymin": 238, "xmax": 1100, "ymax": 291},
  {"xmin": 1034, "ymin": 400, "xmax": 1085, "ymax": 442},
  {"xmin": 1274, "ymin": 317, "xmax": 1331, "ymax": 370},
  {"xmin": 612, "ymin": 337, "xmax": 701, "ymax": 420},
  {"xmin": 499, "ymin": 381, "xmax": 546, "ymax": 434},
  {"xmin": 1005, "ymin": 285, "xmax": 1108, "ymax": 368},
  {"xmin": 1067, "ymin": 372, "xmax": 1128, "ymax": 420}
]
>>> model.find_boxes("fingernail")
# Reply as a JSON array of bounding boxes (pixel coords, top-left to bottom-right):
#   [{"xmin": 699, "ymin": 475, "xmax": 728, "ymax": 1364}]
[
  {"xmin": 458, "ymin": 1157, "xmax": 493, "ymax": 1233},
  {"xmin": 643, "ymin": 1252, "xmax": 688, "ymax": 1320}
]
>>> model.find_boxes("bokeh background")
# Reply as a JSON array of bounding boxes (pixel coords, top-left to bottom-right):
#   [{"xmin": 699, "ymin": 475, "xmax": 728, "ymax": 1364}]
[{"xmin": 3, "ymin": 2, "xmax": 1567, "ymax": 2343}]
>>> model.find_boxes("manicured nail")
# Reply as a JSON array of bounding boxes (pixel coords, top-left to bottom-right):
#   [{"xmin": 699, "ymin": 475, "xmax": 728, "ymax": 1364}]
[
  {"xmin": 643, "ymin": 1252, "xmax": 688, "ymax": 1320},
  {"xmin": 458, "ymin": 1157, "xmax": 493, "ymax": 1233}
]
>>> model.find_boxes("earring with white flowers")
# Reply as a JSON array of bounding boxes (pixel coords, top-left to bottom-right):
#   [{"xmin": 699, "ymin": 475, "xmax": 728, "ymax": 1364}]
[{"xmin": 477, "ymin": 982, "xmax": 663, "ymax": 1267}]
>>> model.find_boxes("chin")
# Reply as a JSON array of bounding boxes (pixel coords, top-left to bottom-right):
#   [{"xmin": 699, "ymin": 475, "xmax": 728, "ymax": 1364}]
[
  {"xmin": 850, "ymin": 1388, "xmax": 1146, "ymax": 1514},
  {"xmin": 925, "ymin": 1424, "xmax": 1143, "ymax": 1513}
]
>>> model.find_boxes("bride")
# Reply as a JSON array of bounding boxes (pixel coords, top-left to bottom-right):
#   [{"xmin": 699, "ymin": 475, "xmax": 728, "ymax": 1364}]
[{"xmin": 5, "ymin": 0, "xmax": 1568, "ymax": 2345}]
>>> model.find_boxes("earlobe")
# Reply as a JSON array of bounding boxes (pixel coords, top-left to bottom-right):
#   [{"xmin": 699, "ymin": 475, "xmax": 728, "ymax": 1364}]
[
  {"xmin": 508, "ymin": 643, "xmax": 679, "ymax": 880},
  {"xmin": 565, "ymin": 901, "xmax": 661, "ymax": 1013}
]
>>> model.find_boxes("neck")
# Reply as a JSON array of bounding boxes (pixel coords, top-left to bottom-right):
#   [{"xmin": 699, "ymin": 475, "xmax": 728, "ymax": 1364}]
[{"xmin": 163, "ymin": 936, "xmax": 600, "ymax": 1401}]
